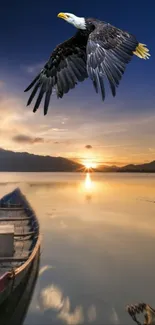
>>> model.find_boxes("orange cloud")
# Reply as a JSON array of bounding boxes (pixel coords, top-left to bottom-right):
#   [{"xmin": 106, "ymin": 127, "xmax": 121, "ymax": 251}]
[{"xmin": 85, "ymin": 145, "xmax": 92, "ymax": 149}]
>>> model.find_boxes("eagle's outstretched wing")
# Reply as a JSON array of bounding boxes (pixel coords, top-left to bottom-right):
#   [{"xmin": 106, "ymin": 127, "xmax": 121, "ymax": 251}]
[
  {"xmin": 86, "ymin": 23, "xmax": 138, "ymax": 100},
  {"xmin": 25, "ymin": 31, "xmax": 88, "ymax": 115}
]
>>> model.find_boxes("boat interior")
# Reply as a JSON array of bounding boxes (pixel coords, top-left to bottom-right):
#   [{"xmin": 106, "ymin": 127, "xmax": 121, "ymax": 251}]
[{"xmin": 0, "ymin": 203, "xmax": 39, "ymax": 277}]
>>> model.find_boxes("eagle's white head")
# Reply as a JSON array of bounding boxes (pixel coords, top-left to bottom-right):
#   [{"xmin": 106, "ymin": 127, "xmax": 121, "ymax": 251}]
[{"xmin": 57, "ymin": 12, "xmax": 86, "ymax": 30}]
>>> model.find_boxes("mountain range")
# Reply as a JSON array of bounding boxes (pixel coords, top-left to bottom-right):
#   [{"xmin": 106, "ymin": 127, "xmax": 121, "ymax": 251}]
[
  {"xmin": 0, "ymin": 148, "xmax": 155, "ymax": 172},
  {"xmin": 96, "ymin": 161, "xmax": 155, "ymax": 172},
  {"xmin": 0, "ymin": 148, "xmax": 82, "ymax": 172}
]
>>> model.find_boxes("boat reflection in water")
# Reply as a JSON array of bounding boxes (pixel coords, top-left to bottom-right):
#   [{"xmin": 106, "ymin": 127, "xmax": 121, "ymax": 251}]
[{"xmin": 0, "ymin": 250, "xmax": 40, "ymax": 325}]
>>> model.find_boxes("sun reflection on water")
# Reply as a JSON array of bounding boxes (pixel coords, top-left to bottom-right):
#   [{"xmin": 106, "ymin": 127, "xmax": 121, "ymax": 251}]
[
  {"xmin": 78, "ymin": 173, "xmax": 97, "ymax": 202},
  {"xmin": 84, "ymin": 173, "xmax": 94, "ymax": 191}
]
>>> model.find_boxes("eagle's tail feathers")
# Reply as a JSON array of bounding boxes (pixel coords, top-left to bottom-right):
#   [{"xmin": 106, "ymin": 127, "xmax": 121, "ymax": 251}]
[{"xmin": 133, "ymin": 43, "xmax": 150, "ymax": 60}]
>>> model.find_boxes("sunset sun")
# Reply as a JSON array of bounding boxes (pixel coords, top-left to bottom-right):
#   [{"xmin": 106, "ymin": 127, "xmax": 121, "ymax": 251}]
[{"xmin": 83, "ymin": 161, "xmax": 97, "ymax": 170}]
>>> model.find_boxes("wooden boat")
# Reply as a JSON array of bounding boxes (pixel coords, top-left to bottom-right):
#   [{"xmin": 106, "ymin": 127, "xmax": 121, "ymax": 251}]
[
  {"xmin": 0, "ymin": 188, "xmax": 41, "ymax": 305},
  {"xmin": 0, "ymin": 248, "xmax": 40, "ymax": 325}
]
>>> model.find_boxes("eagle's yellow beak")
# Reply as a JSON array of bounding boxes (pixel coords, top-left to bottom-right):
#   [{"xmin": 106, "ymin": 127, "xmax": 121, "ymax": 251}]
[{"xmin": 57, "ymin": 12, "xmax": 68, "ymax": 20}]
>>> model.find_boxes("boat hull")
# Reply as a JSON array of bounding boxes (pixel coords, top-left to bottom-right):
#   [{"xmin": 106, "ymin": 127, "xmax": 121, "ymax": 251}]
[
  {"xmin": 0, "ymin": 249, "xmax": 40, "ymax": 325},
  {"xmin": 0, "ymin": 188, "xmax": 41, "ymax": 306}
]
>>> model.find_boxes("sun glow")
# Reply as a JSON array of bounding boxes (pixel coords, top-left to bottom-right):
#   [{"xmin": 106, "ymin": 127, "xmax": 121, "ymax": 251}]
[{"xmin": 83, "ymin": 161, "xmax": 97, "ymax": 170}]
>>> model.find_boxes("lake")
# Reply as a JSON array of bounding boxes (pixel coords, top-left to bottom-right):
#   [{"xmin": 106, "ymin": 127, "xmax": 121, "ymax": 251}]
[{"xmin": 0, "ymin": 172, "xmax": 155, "ymax": 325}]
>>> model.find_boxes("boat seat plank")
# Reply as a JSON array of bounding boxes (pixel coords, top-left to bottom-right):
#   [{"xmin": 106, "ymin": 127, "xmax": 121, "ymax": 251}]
[
  {"xmin": 0, "ymin": 217, "xmax": 30, "ymax": 222},
  {"xmin": 14, "ymin": 237, "xmax": 38, "ymax": 242},
  {"xmin": 0, "ymin": 257, "xmax": 28, "ymax": 262},
  {"xmin": 0, "ymin": 208, "xmax": 25, "ymax": 211},
  {"xmin": 0, "ymin": 204, "xmax": 22, "ymax": 208},
  {"xmin": 14, "ymin": 231, "xmax": 35, "ymax": 237}
]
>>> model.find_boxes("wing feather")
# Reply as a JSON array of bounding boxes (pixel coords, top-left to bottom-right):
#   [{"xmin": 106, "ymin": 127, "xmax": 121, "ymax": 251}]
[
  {"xmin": 86, "ymin": 23, "xmax": 138, "ymax": 99},
  {"xmin": 26, "ymin": 81, "xmax": 41, "ymax": 106},
  {"xmin": 25, "ymin": 31, "xmax": 88, "ymax": 115},
  {"xmin": 44, "ymin": 82, "xmax": 52, "ymax": 115}
]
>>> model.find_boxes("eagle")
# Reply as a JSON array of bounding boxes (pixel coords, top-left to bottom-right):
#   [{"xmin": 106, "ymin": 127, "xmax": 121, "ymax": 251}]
[{"xmin": 25, "ymin": 13, "xmax": 150, "ymax": 115}]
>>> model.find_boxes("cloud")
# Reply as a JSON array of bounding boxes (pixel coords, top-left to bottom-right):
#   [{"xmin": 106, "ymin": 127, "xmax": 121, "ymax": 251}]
[
  {"xmin": 85, "ymin": 145, "xmax": 92, "ymax": 149},
  {"xmin": 0, "ymin": 88, "xmax": 155, "ymax": 164},
  {"xmin": 12, "ymin": 134, "xmax": 44, "ymax": 144},
  {"xmin": 53, "ymin": 140, "xmax": 72, "ymax": 145},
  {"xmin": 149, "ymin": 148, "xmax": 155, "ymax": 153}
]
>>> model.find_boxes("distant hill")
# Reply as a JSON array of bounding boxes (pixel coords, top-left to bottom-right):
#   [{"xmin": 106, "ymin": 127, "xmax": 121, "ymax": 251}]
[
  {"xmin": 97, "ymin": 161, "xmax": 155, "ymax": 173},
  {"xmin": 0, "ymin": 148, "xmax": 82, "ymax": 172},
  {"xmin": 119, "ymin": 161, "xmax": 155, "ymax": 172}
]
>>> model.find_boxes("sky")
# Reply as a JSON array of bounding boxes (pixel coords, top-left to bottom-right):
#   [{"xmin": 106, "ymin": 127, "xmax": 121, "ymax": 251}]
[{"xmin": 0, "ymin": 0, "xmax": 155, "ymax": 166}]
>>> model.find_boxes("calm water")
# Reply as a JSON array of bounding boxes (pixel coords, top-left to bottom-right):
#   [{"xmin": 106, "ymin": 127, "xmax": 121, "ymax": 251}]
[{"xmin": 0, "ymin": 172, "xmax": 155, "ymax": 325}]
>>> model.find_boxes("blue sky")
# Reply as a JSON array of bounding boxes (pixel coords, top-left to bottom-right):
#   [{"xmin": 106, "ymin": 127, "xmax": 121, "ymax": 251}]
[{"xmin": 0, "ymin": 0, "xmax": 155, "ymax": 165}]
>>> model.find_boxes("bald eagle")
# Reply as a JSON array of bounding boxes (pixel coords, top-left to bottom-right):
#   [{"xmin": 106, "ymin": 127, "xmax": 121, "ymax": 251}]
[{"xmin": 25, "ymin": 13, "xmax": 150, "ymax": 115}]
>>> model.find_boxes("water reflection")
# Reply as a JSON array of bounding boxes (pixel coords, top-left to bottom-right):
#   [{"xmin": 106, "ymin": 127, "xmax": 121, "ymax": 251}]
[
  {"xmin": 39, "ymin": 285, "xmax": 64, "ymax": 312},
  {"xmin": 84, "ymin": 173, "xmax": 93, "ymax": 191},
  {"xmin": 126, "ymin": 302, "xmax": 155, "ymax": 325},
  {"xmin": 37, "ymin": 281, "xmax": 119, "ymax": 325},
  {"xmin": 38, "ymin": 284, "xmax": 84, "ymax": 324},
  {"xmin": 80, "ymin": 173, "xmax": 96, "ymax": 202},
  {"xmin": 39, "ymin": 265, "xmax": 55, "ymax": 276},
  {"xmin": 0, "ymin": 173, "xmax": 155, "ymax": 324}
]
